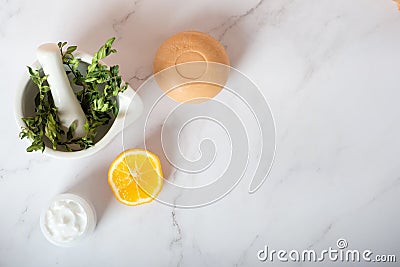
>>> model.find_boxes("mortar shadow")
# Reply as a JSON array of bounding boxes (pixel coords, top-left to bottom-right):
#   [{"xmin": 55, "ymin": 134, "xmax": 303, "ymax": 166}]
[
  {"xmin": 65, "ymin": 3, "xmax": 253, "ymax": 212},
  {"xmin": 66, "ymin": 161, "xmax": 112, "ymax": 227},
  {"xmin": 143, "ymin": 126, "xmax": 174, "ymax": 181}
]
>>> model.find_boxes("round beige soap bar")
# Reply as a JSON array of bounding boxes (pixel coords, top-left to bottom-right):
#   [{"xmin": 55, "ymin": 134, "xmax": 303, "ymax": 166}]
[{"xmin": 153, "ymin": 31, "xmax": 230, "ymax": 103}]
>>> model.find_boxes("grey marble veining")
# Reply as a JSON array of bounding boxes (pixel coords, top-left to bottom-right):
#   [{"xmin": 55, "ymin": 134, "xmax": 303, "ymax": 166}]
[{"xmin": 1, "ymin": 0, "xmax": 400, "ymax": 266}]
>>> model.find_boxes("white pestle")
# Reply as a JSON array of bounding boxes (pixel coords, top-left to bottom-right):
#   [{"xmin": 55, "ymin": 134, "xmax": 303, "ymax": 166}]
[{"xmin": 37, "ymin": 44, "xmax": 87, "ymax": 138}]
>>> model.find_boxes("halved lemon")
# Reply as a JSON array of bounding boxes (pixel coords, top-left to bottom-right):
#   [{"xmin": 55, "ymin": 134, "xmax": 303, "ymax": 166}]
[{"xmin": 108, "ymin": 149, "xmax": 163, "ymax": 206}]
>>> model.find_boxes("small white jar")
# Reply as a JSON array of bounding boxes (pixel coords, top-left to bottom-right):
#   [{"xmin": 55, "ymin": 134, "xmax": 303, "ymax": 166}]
[{"xmin": 40, "ymin": 193, "xmax": 96, "ymax": 247}]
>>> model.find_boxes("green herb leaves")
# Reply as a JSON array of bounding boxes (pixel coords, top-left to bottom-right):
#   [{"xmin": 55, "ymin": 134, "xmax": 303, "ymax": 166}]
[
  {"xmin": 19, "ymin": 67, "xmax": 62, "ymax": 152},
  {"xmin": 19, "ymin": 37, "xmax": 128, "ymax": 152}
]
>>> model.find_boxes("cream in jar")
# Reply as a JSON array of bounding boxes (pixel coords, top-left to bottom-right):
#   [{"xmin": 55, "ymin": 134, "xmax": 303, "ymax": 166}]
[{"xmin": 40, "ymin": 194, "xmax": 96, "ymax": 247}]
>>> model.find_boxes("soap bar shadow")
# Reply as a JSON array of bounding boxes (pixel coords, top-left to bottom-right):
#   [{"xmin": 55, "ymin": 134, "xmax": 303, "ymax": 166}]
[{"xmin": 75, "ymin": 4, "xmax": 250, "ymax": 89}]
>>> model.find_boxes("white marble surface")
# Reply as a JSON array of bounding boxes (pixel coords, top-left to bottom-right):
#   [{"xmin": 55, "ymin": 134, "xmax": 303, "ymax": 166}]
[{"xmin": 1, "ymin": 0, "xmax": 400, "ymax": 266}]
